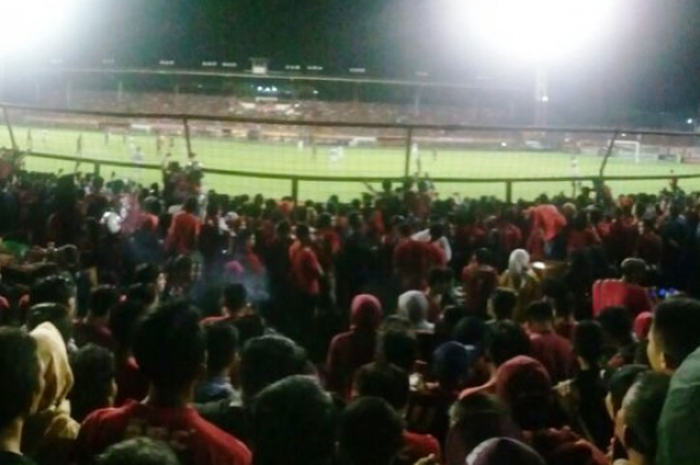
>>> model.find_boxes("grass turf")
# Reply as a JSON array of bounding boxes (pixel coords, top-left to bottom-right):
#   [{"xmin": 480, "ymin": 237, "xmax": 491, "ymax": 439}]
[{"xmin": 2, "ymin": 126, "xmax": 698, "ymax": 201}]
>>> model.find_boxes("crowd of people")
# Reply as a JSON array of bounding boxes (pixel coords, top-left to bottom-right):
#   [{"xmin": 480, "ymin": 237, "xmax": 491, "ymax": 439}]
[{"xmin": 1, "ymin": 159, "xmax": 700, "ymax": 465}]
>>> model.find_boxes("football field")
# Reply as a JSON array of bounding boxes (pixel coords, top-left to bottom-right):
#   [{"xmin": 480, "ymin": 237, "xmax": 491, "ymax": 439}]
[{"xmin": 3, "ymin": 127, "xmax": 698, "ymax": 202}]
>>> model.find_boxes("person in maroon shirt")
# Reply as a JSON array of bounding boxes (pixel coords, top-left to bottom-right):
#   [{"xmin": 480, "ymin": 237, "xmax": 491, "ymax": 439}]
[
  {"xmin": 461, "ymin": 248, "xmax": 499, "ymax": 318},
  {"xmin": 353, "ymin": 362, "xmax": 443, "ymax": 465},
  {"xmin": 76, "ymin": 301, "xmax": 252, "ymax": 465},
  {"xmin": 326, "ymin": 294, "xmax": 383, "ymax": 396},
  {"xmin": 289, "ymin": 224, "xmax": 323, "ymax": 349},
  {"xmin": 566, "ymin": 211, "xmax": 601, "ymax": 255},
  {"xmin": 394, "ymin": 224, "xmax": 442, "ymax": 291},
  {"xmin": 73, "ymin": 285, "xmax": 120, "ymax": 350},
  {"xmin": 635, "ymin": 218, "xmax": 663, "ymax": 270},
  {"xmin": 165, "ymin": 197, "xmax": 200, "ymax": 256},
  {"xmin": 108, "ymin": 300, "xmax": 149, "ymax": 407},
  {"xmin": 592, "ymin": 258, "xmax": 653, "ymax": 318},
  {"xmin": 339, "ymin": 397, "xmax": 405, "ymax": 465},
  {"xmin": 525, "ymin": 302, "xmax": 574, "ymax": 384}
]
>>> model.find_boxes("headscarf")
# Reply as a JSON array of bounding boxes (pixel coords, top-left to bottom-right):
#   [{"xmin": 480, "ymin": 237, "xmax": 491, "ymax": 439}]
[
  {"xmin": 466, "ymin": 438, "xmax": 545, "ymax": 465},
  {"xmin": 495, "ymin": 356, "xmax": 552, "ymax": 431},
  {"xmin": 398, "ymin": 291, "xmax": 430, "ymax": 326},
  {"xmin": 508, "ymin": 249, "xmax": 531, "ymax": 290},
  {"xmin": 350, "ymin": 294, "xmax": 382, "ymax": 331}
]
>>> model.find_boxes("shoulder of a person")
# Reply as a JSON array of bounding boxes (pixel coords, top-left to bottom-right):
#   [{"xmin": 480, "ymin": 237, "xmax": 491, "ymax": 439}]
[{"xmin": 191, "ymin": 413, "xmax": 252, "ymax": 463}]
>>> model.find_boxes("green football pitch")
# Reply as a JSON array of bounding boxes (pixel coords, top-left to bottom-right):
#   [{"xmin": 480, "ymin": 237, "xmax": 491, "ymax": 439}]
[{"xmin": 3, "ymin": 127, "xmax": 698, "ymax": 202}]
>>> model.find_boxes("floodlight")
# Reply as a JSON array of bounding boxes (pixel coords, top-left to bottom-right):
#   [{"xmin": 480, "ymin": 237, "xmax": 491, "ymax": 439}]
[
  {"xmin": 541, "ymin": 96, "xmax": 550, "ymax": 103},
  {"xmin": 688, "ymin": 118, "xmax": 694, "ymax": 125},
  {"xmin": 0, "ymin": 0, "xmax": 79, "ymax": 56},
  {"xmin": 453, "ymin": 0, "xmax": 616, "ymax": 63}
]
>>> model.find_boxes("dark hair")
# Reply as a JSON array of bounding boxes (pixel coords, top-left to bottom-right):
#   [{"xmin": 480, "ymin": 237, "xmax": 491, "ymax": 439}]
[
  {"xmin": 296, "ymin": 224, "xmax": 310, "ymax": 240},
  {"xmin": 597, "ymin": 306, "xmax": 633, "ymax": 344},
  {"xmin": 377, "ymin": 329, "xmax": 418, "ymax": 372},
  {"xmin": 204, "ymin": 322, "xmax": 238, "ymax": 376},
  {"xmin": 96, "ymin": 438, "xmax": 180, "ymax": 465},
  {"xmin": 652, "ymin": 298, "xmax": 700, "ymax": 370},
  {"xmin": 69, "ymin": 344, "xmax": 115, "ymax": 422},
  {"xmin": 89, "ymin": 285, "xmax": 120, "ymax": 318},
  {"xmin": 574, "ymin": 320, "xmax": 604, "ymax": 367},
  {"xmin": 0, "ymin": 328, "xmax": 40, "ymax": 430},
  {"xmin": 488, "ymin": 321, "xmax": 532, "ymax": 366},
  {"xmin": 126, "ymin": 283, "xmax": 158, "ymax": 308},
  {"xmin": 339, "ymin": 397, "xmax": 404, "ymax": 465},
  {"xmin": 31, "ymin": 275, "xmax": 72, "ymax": 307},
  {"xmin": 252, "ymin": 375, "xmax": 336, "ymax": 465},
  {"xmin": 133, "ymin": 301, "xmax": 206, "ymax": 388},
  {"xmin": 453, "ymin": 317, "xmax": 489, "ymax": 349},
  {"xmin": 526, "ymin": 301, "xmax": 554, "ymax": 324},
  {"xmin": 183, "ymin": 197, "xmax": 198, "ymax": 213},
  {"xmin": 491, "ymin": 288, "xmax": 518, "ymax": 321},
  {"xmin": 474, "ymin": 248, "xmax": 493, "ymax": 266},
  {"xmin": 541, "ymin": 278, "xmax": 570, "ymax": 317},
  {"xmin": 133, "ymin": 263, "xmax": 160, "ymax": 285},
  {"xmin": 428, "ymin": 267, "xmax": 454, "ymax": 287},
  {"xmin": 240, "ymin": 335, "xmax": 308, "ymax": 402},
  {"xmin": 353, "ymin": 362, "xmax": 409, "ymax": 411},
  {"xmin": 623, "ymin": 371, "xmax": 671, "ymax": 458},
  {"xmin": 232, "ymin": 314, "xmax": 267, "ymax": 348},
  {"xmin": 606, "ymin": 365, "xmax": 648, "ymax": 415},
  {"xmin": 109, "ymin": 300, "xmax": 148, "ymax": 353},
  {"xmin": 27, "ymin": 303, "xmax": 73, "ymax": 344},
  {"xmin": 223, "ymin": 283, "xmax": 247, "ymax": 312}
]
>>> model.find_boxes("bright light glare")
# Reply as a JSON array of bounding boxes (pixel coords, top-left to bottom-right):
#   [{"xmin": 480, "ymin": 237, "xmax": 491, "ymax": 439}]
[
  {"xmin": 461, "ymin": 0, "xmax": 616, "ymax": 63},
  {"xmin": 0, "ymin": 0, "xmax": 79, "ymax": 56}
]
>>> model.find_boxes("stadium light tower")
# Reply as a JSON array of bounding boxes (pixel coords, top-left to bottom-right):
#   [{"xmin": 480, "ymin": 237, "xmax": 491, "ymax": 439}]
[{"xmin": 449, "ymin": 0, "xmax": 616, "ymax": 125}]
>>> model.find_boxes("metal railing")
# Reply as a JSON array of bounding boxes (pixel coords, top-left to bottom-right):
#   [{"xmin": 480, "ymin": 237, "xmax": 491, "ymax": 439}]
[{"xmin": 1, "ymin": 102, "xmax": 699, "ymax": 202}]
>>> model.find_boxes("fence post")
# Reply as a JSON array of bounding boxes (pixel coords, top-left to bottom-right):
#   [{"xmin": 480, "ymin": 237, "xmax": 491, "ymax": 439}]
[
  {"xmin": 183, "ymin": 117, "xmax": 193, "ymax": 158},
  {"xmin": 598, "ymin": 130, "xmax": 620, "ymax": 179},
  {"xmin": 291, "ymin": 177, "xmax": 299, "ymax": 204},
  {"xmin": 2, "ymin": 106, "xmax": 18, "ymax": 151},
  {"xmin": 404, "ymin": 127, "xmax": 414, "ymax": 180},
  {"xmin": 506, "ymin": 181, "xmax": 513, "ymax": 203},
  {"xmin": 93, "ymin": 162, "xmax": 101, "ymax": 176}
]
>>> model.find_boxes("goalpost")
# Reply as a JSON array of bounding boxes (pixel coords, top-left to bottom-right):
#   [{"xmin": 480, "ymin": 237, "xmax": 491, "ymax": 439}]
[{"xmin": 613, "ymin": 140, "xmax": 642, "ymax": 164}]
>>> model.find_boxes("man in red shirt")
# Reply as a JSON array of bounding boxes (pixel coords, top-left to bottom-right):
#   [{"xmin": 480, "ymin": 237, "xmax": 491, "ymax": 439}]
[
  {"xmin": 165, "ymin": 197, "xmax": 200, "ymax": 256},
  {"xmin": 73, "ymin": 285, "xmax": 120, "ymax": 350},
  {"xmin": 394, "ymin": 224, "xmax": 443, "ymax": 291},
  {"xmin": 526, "ymin": 301, "xmax": 574, "ymax": 384},
  {"xmin": 76, "ymin": 302, "xmax": 252, "ymax": 465},
  {"xmin": 289, "ymin": 224, "xmax": 323, "ymax": 349},
  {"xmin": 592, "ymin": 258, "xmax": 653, "ymax": 318}
]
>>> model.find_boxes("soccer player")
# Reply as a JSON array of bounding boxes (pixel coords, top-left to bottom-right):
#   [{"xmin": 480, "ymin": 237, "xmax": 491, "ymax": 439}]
[
  {"xmin": 41, "ymin": 129, "xmax": 48, "ymax": 146},
  {"xmin": 26, "ymin": 129, "xmax": 33, "ymax": 152},
  {"xmin": 571, "ymin": 155, "xmax": 581, "ymax": 197},
  {"xmin": 132, "ymin": 146, "xmax": 145, "ymax": 182},
  {"xmin": 157, "ymin": 134, "xmax": 165, "ymax": 155},
  {"xmin": 104, "ymin": 130, "xmax": 110, "ymax": 146},
  {"xmin": 77, "ymin": 134, "xmax": 84, "ymax": 157}
]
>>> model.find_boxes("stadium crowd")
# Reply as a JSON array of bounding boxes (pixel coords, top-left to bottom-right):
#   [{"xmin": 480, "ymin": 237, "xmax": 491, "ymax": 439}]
[{"xmin": 1, "ymin": 159, "xmax": 700, "ymax": 465}]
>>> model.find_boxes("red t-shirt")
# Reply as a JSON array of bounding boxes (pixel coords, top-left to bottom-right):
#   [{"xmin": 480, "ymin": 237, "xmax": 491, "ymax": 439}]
[
  {"xmin": 114, "ymin": 356, "xmax": 149, "ymax": 407},
  {"xmin": 498, "ymin": 223, "xmax": 523, "ymax": 255},
  {"xmin": 567, "ymin": 227, "xmax": 600, "ymax": 253},
  {"xmin": 76, "ymin": 402, "xmax": 252, "ymax": 465},
  {"xmin": 529, "ymin": 330, "xmax": 574, "ymax": 384},
  {"xmin": 591, "ymin": 279, "xmax": 653, "ymax": 318},
  {"xmin": 400, "ymin": 431, "xmax": 442, "ymax": 465},
  {"xmin": 290, "ymin": 242, "xmax": 322, "ymax": 295},
  {"xmin": 461, "ymin": 265, "xmax": 499, "ymax": 316},
  {"xmin": 394, "ymin": 240, "xmax": 442, "ymax": 290},
  {"xmin": 166, "ymin": 211, "xmax": 200, "ymax": 255}
]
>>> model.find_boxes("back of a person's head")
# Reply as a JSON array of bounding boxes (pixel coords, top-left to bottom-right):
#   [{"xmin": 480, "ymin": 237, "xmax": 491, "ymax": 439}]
[
  {"xmin": 650, "ymin": 297, "xmax": 700, "ymax": 371},
  {"xmin": 466, "ymin": 438, "xmax": 545, "ymax": 465},
  {"xmin": 574, "ymin": 320, "xmax": 604, "ymax": 367},
  {"xmin": 621, "ymin": 258, "xmax": 646, "ymax": 283},
  {"xmin": 488, "ymin": 321, "xmax": 532, "ymax": 366},
  {"xmin": 296, "ymin": 223, "xmax": 310, "ymax": 240},
  {"xmin": 496, "ymin": 356, "xmax": 553, "ymax": 431},
  {"xmin": 240, "ymin": 335, "xmax": 308, "ymax": 401},
  {"xmin": 526, "ymin": 301, "xmax": 554, "ymax": 325},
  {"xmin": 429, "ymin": 267, "xmax": 454, "ymax": 288},
  {"xmin": 475, "ymin": 248, "xmax": 493, "ymax": 266},
  {"xmin": 109, "ymin": 300, "xmax": 147, "ymax": 352},
  {"xmin": 31, "ymin": 275, "xmax": 72, "ymax": 307},
  {"xmin": 377, "ymin": 328, "xmax": 418, "ymax": 372},
  {"xmin": 231, "ymin": 313, "xmax": 266, "ymax": 348},
  {"xmin": 252, "ymin": 375, "xmax": 335, "ymax": 465},
  {"xmin": 97, "ymin": 437, "xmax": 180, "ymax": 465},
  {"xmin": 69, "ymin": 343, "xmax": 115, "ymax": 422},
  {"xmin": 0, "ymin": 328, "xmax": 40, "ymax": 430},
  {"xmin": 605, "ymin": 365, "xmax": 648, "ymax": 417},
  {"xmin": 433, "ymin": 342, "xmax": 478, "ymax": 391},
  {"xmin": 204, "ymin": 322, "xmax": 238, "ymax": 376},
  {"xmin": 454, "ymin": 316, "xmax": 489, "ymax": 349},
  {"xmin": 622, "ymin": 371, "xmax": 671, "ymax": 460},
  {"xmin": 223, "ymin": 283, "xmax": 247, "ymax": 312},
  {"xmin": 133, "ymin": 301, "xmax": 206, "ymax": 389},
  {"xmin": 490, "ymin": 288, "xmax": 517, "ymax": 321},
  {"xmin": 89, "ymin": 285, "xmax": 120, "ymax": 318},
  {"xmin": 597, "ymin": 306, "xmax": 633, "ymax": 343},
  {"xmin": 339, "ymin": 397, "xmax": 404, "ymax": 465},
  {"xmin": 353, "ymin": 362, "xmax": 409, "ymax": 411},
  {"xmin": 27, "ymin": 302, "xmax": 73, "ymax": 344},
  {"xmin": 126, "ymin": 283, "xmax": 158, "ymax": 308},
  {"xmin": 183, "ymin": 196, "xmax": 198, "ymax": 213},
  {"xmin": 133, "ymin": 263, "xmax": 160, "ymax": 285}
]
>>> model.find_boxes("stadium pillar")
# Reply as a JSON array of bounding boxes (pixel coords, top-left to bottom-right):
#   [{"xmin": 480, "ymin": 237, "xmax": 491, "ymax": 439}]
[
  {"xmin": 598, "ymin": 130, "xmax": 620, "ymax": 178},
  {"xmin": 506, "ymin": 181, "xmax": 513, "ymax": 203},
  {"xmin": 404, "ymin": 128, "xmax": 413, "ymax": 179},
  {"xmin": 291, "ymin": 177, "xmax": 299, "ymax": 204},
  {"xmin": 183, "ymin": 118, "xmax": 192, "ymax": 158}
]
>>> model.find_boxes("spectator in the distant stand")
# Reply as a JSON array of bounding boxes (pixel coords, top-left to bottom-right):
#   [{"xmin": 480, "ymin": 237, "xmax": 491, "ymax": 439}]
[{"xmin": 76, "ymin": 301, "xmax": 252, "ymax": 465}]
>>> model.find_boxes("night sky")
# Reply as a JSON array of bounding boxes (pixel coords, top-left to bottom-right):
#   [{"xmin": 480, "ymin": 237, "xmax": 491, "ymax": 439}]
[{"xmin": 37, "ymin": 0, "xmax": 700, "ymax": 114}]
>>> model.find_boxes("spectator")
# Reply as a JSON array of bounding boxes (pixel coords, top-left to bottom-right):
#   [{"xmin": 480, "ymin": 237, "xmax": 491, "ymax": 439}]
[
  {"xmin": 462, "ymin": 248, "xmax": 499, "ymax": 318},
  {"xmin": 289, "ymin": 224, "xmax": 323, "ymax": 348},
  {"xmin": 23, "ymin": 322, "xmax": 80, "ymax": 465},
  {"xmin": 499, "ymin": 249, "xmax": 541, "ymax": 322},
  {"xmin": 465, "ymin": 438, "xmax": 545, "ymax": 465},
  {"xmin": 425, "ymin": 267, "xmax": 456, "ymax": 323},
  {"xmin": 165, "ymin": 197, "xmax": 200, "ymax": 256},
  {"xmin": 69, "ymin": 344, "xmax": 116, "ymax": 423},
  {"xmin": 251, "ymin": 376, "xmax": 335, "ymax": 465},
  {"xmin": 76, "ymin": 301, "xmax": 252, "ymax": 465},
  {"xmin": 398, "ymin": 291, "xmax": 433, "ymax": 332},
  {"xmin": 526, "ymin": 302, "xmax": 574, "ymax": 383},
  {"xmin": 592, "ymin": 258, "xmax": 652, "ymax": 318},
  {"xmin": 200, "ymin": 284, "xmax": 250, "ymax": 325},
  {"xmin": 96, "ymin": 438, "xmax": 180, "ymax": 465},
  {"xmin": 108, "ymin": 300, "xmax": 148, "ymax": 406},
  {"xmin": 195, "ymin": 322, "xmax": 239, "ymax": 403},
  {"xmin": 487, "ymin": 287, "xmax": 518, "ymax": 324},
  {"xmin": 647, "ymin": 297, "xmax": 700, "ymax": 372},
  {"xmin": 326, "ymin": 294, "xmax": 383, "ymax": 395},
  {"xmin": 598, "ymin": 306, "xmax": 637, "ymax": 369},
  {"xmin": 376, "ymin": 325, "xmax": 418, "ymax": 373},
  {"xmin": 339, "ymin": 397, "xmax": 405, "ymax": 465},
  {"xmin": 0, "ymin": 328, "xmax": 42, "ymax": 465},
  {"xmin": 73, "ymin": 285, "xmax": 119, "ymax": 350}
]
